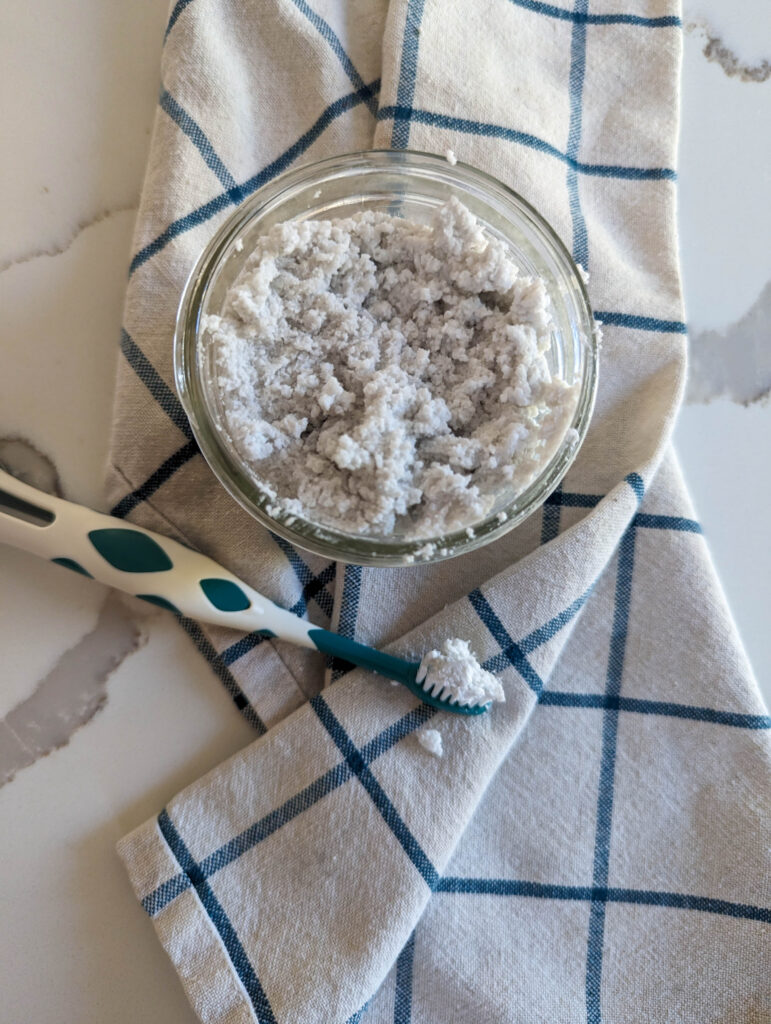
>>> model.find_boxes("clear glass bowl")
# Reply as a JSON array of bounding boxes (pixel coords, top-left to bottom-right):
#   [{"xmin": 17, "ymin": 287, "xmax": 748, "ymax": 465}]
[{"xmin": 174, "ymin": 150, "xmax": 598, "ymax": 567}]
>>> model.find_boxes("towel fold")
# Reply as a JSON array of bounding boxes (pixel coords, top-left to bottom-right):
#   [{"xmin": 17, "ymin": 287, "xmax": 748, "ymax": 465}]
[{"xmin": 110, "ymin": 1, "xmax": 770, "ymax": 1021}]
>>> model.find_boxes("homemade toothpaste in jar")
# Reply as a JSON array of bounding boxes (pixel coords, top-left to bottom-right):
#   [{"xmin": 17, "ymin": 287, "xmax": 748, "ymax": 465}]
[{"xmin": 175, "ymin": 151, "xmax": 598, "ymax": 566}]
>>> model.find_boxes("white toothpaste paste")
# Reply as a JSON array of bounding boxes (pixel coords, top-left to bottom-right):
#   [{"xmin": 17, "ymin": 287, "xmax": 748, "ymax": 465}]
[
  {"xmin": 205, "ymin": 197, "xmax": 577, "ymax": 539},
  {"xmin": 417, "ymin": 728, "xmax": 444, "ymax": 757},
  {"xmin": 418, "ymin": 637, "xmax": 505, "ymax": 705}
]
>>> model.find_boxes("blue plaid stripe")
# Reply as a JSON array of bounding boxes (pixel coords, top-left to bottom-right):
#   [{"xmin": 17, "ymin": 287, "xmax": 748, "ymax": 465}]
[
  {"xmin": 586, "ymin": 522, "xmax": 636, "ymax": 1023},
  {"xmin": 471, "ymin": 589, "xmax": 546, "ymax": 691},
  {"xmin": 129, "ymin": 78, "xmax": 379, "ymax": 277},
  {"xmin": 595, "ymin": 311, "xmax": 687, "ymax": 334},
  {"xmin": 436, "ymin": 878, "xmax": 770, "ymax": 922},
  {"xmin": 200, "ymin": 703, "xmax": 434, "ymax": 878},
  {"xmin": 219, "ymin": 630, "xmax": 269, "ymax": 666},
  {"xmin": 626, "ymin": 472, "xmax": 645, "ymax": 505},
  {"xmin": 144, "ymin": 865, "xmax": 771, "ymax": 932},
  {"xmin": 146, "ymin": 705, "xmax": 435, "ymax": 916},
  {"xmin": 112, "ymin": 328, "xmax": 200, "ymax": 515},
  {"xmin": 519, "ymin": 585, "xmax": 596, "ymax": 654},
  {"xmin": 634, "ymin": 513, "xmax": 700, "ymax": 532},
  {"xmin": 477, "ymin": 593, "xmax": 592, "ymax": 680},
  {"xmin": 338, "ymin": 566, "xmax": 362, "ymax": 640},
  {"xmin": 391, "ymin": 0, "xmax": 426, "ymax": 149},
  {"xmin": 547, "ymin": 489, "xmax": 603, "ymax": 508},
  {"xmin": 200, "ymin": 758, "xmax": 354, "ymax": 877},
  {"xmin": 179, "ymin": 617, "xmax": 267, "ymax": 734},
  {"xmin": 539, "ymin": 691, "xmax": 771, "ymax": 728},
  {"xmin": 377, "ymin": 106, "xmax": 676, "ymax": 181},
  {"xmin": 359, "ymin": 705, "xmax": 436, "ymax": 760},
  {"xmin": 270, "ymin": 534, "xmax": 335, "ymax": 619},
  {"xmin": 507, "ymin": 0, "xmax": 681, "ymax": 28},
  {"xmin": 566, "ymin": 0, "xmax": 590, "ymax": 266},
  {"xmin": 290, "ymin": 0, "xmax": 379, "ymax": 116},
  {"xmin": 540, "ymin": 480, "xmax": 639, "ymax": 546},
  {"xmin": 541, "ymin": 485, "xmax": 603, "ymax": 549},
  {"xmin": 158, "ymin": 809, "xmax": 278, "ymax": 1024},
  {"xmin": 159, "ymin": 88, "xmax": 241, "ymax": 194},
  {"xmin": 312, "ymin": 695, "xmax": 440, "ymax": 888},
  {"xmin": 330, "ymin": 564, "xmax": 363, "ymax": 680},
  {"xmin": 393, "ymin": 929, "xmax": 416, "ymax": 1024},
  {"xmin": 541, "ymin": 483, "xmax": 563, "ymax": 544},
  {"xmin": 118, "ymin": 329, "xmax": 192, "ymax": 438},
  {"xmin": 110, "ymin": 438, "xmax": 199, "ymax": 519},
  {"xmin": 141, "ymin": 872, "xmax": 191, "ymax": 916},
  {"xmin": 164, "ymin": 0, "xmax": 195, "ymax": 41}
]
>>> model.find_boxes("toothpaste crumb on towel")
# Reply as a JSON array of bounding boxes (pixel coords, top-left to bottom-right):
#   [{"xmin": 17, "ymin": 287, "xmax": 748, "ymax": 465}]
[
  {"xmin": 418, "ymin": 637, "xmax": 505, "ymax": 705},
  {"xmin": 417, "ymin": 728, "xmax": 444, "ymax": 756},
  {"xmin": 206, "ymin": 197, "xmax": 577, "ymax": 539}
]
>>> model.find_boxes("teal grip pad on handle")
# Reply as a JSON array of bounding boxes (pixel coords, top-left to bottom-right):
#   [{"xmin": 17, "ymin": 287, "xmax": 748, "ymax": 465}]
[{"xmin": 88, "ymin": 528, "xmax": 173, "ymax": 573}]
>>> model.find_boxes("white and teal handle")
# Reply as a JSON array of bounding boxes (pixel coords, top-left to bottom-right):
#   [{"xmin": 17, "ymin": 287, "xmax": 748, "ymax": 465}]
[{"xmin": 0, "ymin": 467, "xmax": 488, "ymax": 715}]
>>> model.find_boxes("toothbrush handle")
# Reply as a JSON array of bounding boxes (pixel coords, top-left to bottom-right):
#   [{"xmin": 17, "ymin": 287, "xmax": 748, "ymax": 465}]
[
  {"xmin": 0, "ymin": 470, "xmax": 492, "ymax": 714},
  {"xmin": 0, "ymin": 468, "xmax": 315, "ymax": 646}
]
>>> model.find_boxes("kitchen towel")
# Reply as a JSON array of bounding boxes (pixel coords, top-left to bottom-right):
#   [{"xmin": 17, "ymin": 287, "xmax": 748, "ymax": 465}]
[{"xmin": 109, "ymin": 1, "xmax": 771, "ymax": 1022}]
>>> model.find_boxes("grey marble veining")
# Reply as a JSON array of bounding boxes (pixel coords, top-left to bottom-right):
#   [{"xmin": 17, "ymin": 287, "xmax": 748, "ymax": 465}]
[
  {"xmin": 686, "ymin": 20, "xmax": 770, "ymax": 82},
  {"xmin": 0, "ymin": 203, "xmax": 138, "ymax": 276},
  {"xmin": 0, "ymin": 439, "xmax": 146, "ymax": 785},
  {"xmin": 0, "ymin": 592, "xmax": 143, "ymax": 787},
  {"xmin": 683, "ymin": 0, "xmax": 771, "ymax": 72},
  {"xmin": 0, "ymin": 436, "xmax": 63, "ymax": 495},
  {"xmin": 686, "ymin": 280, "xmax": 771, "ymax": 405}
]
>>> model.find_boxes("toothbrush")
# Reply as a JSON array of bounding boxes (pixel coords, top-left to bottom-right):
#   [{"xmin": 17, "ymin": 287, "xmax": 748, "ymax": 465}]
[{"xmin": 0, "ymin": 466, "xmax": 490, "ymax": 715}]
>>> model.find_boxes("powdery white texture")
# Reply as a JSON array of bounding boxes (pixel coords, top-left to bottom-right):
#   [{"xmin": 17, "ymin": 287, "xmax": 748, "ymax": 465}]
[
  {"xmin": 417, "ymin": 728, "xmax": 444, "ymax": 757},
  {"xmin": 206, "ymin": 198, "xmax": 577, "ymax": 538},
  {"xmin": 417, "ymin": 637, "xmax": 505, "ymax": 706}
]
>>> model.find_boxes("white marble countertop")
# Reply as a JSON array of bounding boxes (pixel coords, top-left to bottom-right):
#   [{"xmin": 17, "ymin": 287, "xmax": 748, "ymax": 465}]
[{"xmin": 0, "ymin": 2, "xmax": 768, "ymax": 1020}]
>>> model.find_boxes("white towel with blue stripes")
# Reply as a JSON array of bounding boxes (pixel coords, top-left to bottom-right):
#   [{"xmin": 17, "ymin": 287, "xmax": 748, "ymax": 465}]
[{"xmin": 110, "ymin": 2, "xmax": 771, "ymax": 1021}]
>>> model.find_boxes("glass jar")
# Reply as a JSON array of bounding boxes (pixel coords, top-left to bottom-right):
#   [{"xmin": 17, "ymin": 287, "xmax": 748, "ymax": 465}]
[{"xmin": 174, "ymin": 150, "xmax": 598, "ymax": 567}]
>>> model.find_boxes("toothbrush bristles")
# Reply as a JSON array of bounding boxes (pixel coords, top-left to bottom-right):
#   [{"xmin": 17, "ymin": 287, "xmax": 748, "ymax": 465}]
[{"xmin": 416, "ymin": 665, "xmax": 487, "ymax": 708}]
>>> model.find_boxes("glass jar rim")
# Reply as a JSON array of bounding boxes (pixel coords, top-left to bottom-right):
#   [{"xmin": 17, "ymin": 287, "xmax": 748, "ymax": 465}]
[{"xmin": 174, "ymin": 149, "xmax": 599, "ymax": 567}]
